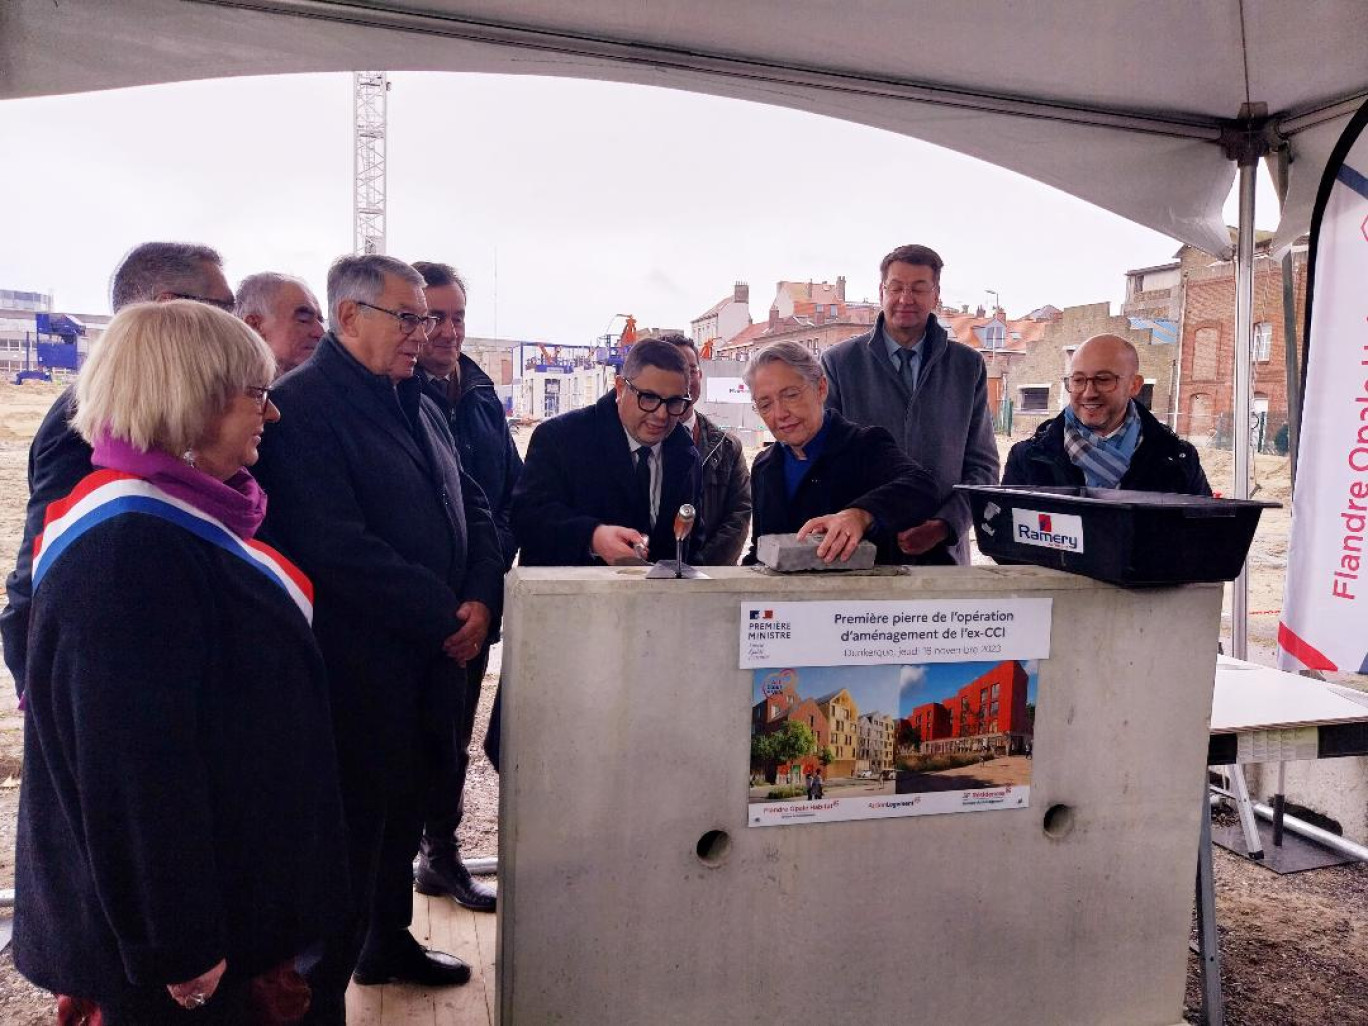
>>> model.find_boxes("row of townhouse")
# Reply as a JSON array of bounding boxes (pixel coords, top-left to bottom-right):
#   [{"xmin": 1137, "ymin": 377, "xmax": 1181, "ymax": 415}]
[{"xmin": 752, "ymin": 677, "xmax": 898, "ymax": 782}]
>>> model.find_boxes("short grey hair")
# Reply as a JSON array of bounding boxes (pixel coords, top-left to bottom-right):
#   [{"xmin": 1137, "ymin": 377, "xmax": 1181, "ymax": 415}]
[
  {"xmin": 110, "ymin": 242, "xmax": 223, "ymax": 312},
  {"xmin": 326, "ymin": 254, "xmax": 424, "ymax": 324},
  {"xmin": 73, "ymin": 300, "xmax": 276, "ymax": 456},
  {"xmin": 235, "ymin": 272, "xmax": 317, "ymax": 321},
  {"xmin": 743, "ymin": 340, "xmax": 826, "ymax": 390}
]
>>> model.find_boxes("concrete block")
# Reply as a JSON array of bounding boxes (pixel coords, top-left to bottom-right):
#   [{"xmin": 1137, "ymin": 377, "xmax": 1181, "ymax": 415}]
[
  {"xmin": 755, "ymin": 531, "xmax": 876, "ymax": 571},
  {"xmin": 499, "ymin": 566, "xmax": 1222, "ymax": 1025}
]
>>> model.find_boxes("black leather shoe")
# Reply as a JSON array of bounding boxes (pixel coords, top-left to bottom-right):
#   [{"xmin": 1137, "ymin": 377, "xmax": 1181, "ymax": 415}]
[
  {"xmin": 415, "ymin": 853, "xmax": 497, "ymax": 913},
  {"xmin": 352, "ymin": 934, "xmax": 472, "ymax": 988}
]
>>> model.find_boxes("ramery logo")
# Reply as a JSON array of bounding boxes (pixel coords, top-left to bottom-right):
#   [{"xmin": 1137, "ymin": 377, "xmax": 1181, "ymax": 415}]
[{"xmin": 1012, "ymin": 508, "xmax": 1085, "ymax": 553}]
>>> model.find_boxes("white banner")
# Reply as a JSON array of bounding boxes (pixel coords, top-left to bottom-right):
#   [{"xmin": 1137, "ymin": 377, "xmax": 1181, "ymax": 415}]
[
  {"xmin": 740, "ymin": 599, "xmax": 1052, "ymax": 668},
  {"xmin": 1279, "ymin": 151, "xmax": 1368, "ymax": 673},
  {"xmin": 705, "ymin": 376, "xmax": 751, "ymax": 403}
]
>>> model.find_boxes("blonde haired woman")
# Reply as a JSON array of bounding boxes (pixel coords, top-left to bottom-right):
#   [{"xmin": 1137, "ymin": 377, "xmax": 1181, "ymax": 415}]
[{"xmin": 15, "ymin": 301, "xmax": 347, "ymax": 1024}]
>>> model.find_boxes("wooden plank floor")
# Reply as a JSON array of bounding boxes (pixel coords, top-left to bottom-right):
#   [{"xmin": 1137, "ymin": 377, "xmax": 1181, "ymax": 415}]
[{"xmin": 345, "ymin": 892, "xmax": 497, "ymax": 1026}]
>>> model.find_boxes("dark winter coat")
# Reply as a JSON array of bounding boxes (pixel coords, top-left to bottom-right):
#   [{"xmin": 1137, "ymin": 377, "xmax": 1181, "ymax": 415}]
[
  {"xmin": 15, "ymin": 506, "xmax": 348, "ymax": 1007},
  {"xmin": 512, "ymin": 392, "xmax": 702, "ymax": 566},
  {"xmin": 744, "ymin": 410, "xmax": 944, "ymax": 566},
  {"xmin": 1002, "ymin": 402, "xmax": 1211, "ymax": 495},
  {"xmin": 0, "ymin": 387, "xmax": 92, "ymax": 691},
  {"xmin": 252, "ymin": 334, "xmax": 505, "ymax": 793},
  {"xmin": 820, "ymin": 313, "xmax": 999, "ymax": 563},
  {"xmin": 692, "ymin": 410, "xmax": 752, "ymax": 566},
  {"xmin": 416, "ymin": 357, "xmax": 523, "ymax": 568}
]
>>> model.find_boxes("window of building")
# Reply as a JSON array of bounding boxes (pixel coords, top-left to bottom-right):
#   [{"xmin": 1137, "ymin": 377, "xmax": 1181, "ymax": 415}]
[
  {"xmin": 1137, "ymin": 382, "xmax": 1155, "ymax": 409},
  {"xmin": 985, "ymin": 323, "xmax": 1006, "ymax": 349},
  {"xmin": 1253, "ymin": 322, "xmax": 1273, "ymax": 361},
  {"xmin": 1020, "ymin": 386, "xmax": 1051, "ymax": 412},
  {"xmin": 991, "ymin": 683, "xmax": 999, "ymax": 698}
]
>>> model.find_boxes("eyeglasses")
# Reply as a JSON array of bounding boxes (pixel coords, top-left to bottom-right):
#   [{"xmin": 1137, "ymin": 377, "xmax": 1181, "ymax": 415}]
[
  {"xmin": 169, "ymin": 292, "xmax": 237, "ymax": 313},
  {"xmin": 882, "ymin": 282, "xmax": 937, "ymax": 300},
  {"xmin": 1063, "ymin": 372, "xmax": 1123, "ymax": 394},
  {"xmin": 243, "ymin": 385, "xmax": 273, "ymax": 412},
  {"xmin": 625, "ymin": 379, "xmax": 692, "ymax": 416},
  {"xmin": 752, "ymin": 385, "xmax": 810, "ymax": 416},
  {"xmin": 356, "ymin": 301, "xmax": 440, "ymax": 335}
]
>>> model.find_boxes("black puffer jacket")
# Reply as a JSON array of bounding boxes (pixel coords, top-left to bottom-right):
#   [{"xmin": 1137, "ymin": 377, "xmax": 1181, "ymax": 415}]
[{"xmin": 1003, "ymin": 402, "xmax": 1211, "ymax": 495}]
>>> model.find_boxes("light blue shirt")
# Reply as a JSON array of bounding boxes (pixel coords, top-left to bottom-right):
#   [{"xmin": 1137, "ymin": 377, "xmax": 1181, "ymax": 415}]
[{"xmin": 882, "ymin": 325, "xmax": 925, "ymax": 391}]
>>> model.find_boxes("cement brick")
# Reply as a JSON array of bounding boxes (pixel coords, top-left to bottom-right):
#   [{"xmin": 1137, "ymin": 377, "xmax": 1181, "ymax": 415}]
[
  {"xmin": 754, "ymin": 531, "xmax": 876, "ymax": 572},
  {"xmin": 498, "ymin": 565, "xmax": 1223, "ymax": 1025}
]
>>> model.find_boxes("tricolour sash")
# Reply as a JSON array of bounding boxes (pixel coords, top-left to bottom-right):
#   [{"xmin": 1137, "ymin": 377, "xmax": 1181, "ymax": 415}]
[{"xmin": 33, "ymin": 469, "xmax": 314, "ymax": 625}]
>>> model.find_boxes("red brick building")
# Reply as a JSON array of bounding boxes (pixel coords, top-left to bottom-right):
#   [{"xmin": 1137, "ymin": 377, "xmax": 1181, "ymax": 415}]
[
  {"xmin": 1175, "ymin": 240, "xmax": 1306, "ymax": 443},
  {"xmin": 903, "ymin": 661, "xmax": 1032, "ymax": 756},
  {"xmin": 907, "ymin": 701, "xmax": 952, "ymax": 744},
  {"xmin": 752, "ymin": 680, "xmax": 830, "ymax": 784},
  {"xmin": 1122, "ymin": 232, "xmax": 1308, "ymax": 445}
]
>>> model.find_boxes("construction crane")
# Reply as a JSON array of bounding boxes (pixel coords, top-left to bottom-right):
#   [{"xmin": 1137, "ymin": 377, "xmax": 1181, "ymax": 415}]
[{"xmin": 353, "ymin": 72, "xmax": 389, "ymax": 255}]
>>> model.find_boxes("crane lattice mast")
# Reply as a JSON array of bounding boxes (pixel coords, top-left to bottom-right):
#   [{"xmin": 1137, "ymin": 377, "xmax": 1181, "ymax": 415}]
[{"xmin": 353, "ymin": 72, "xmax": 389, "ymax": 255}]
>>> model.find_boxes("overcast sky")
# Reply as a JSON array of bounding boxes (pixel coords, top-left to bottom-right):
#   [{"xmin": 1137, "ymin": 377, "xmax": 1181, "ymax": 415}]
[{"xmin": 0, "ymin": 71, "xmax": 1280, "ymax": 344}]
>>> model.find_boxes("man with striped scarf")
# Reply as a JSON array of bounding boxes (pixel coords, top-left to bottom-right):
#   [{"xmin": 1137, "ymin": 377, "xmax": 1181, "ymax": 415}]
[{"xmin": 1003, "ymin": 334, "xmax": 1210, "ymax": 495}]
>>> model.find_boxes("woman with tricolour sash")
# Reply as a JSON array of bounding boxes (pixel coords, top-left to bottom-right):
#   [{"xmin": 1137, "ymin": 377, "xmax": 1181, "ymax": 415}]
[{"xmin": 13, "ymin": 300, "xmax": 348, "ymax": 1024}]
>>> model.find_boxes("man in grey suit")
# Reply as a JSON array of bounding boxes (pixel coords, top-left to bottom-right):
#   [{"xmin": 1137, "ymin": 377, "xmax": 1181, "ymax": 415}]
[{"xmin": 819, "ymin": 244, "xmax": 999, "ymax": 564}]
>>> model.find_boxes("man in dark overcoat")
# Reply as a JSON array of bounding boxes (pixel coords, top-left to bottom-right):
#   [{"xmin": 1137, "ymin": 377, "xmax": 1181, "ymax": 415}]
[
  {"xmin": 406, "ymin": 261, "xmax": 519, "ymax": 913},
  {"xmin": 253, "ymin": 254, "xmax": 504, "ymax": 1022},
  {"xmin": 512, "ymin": 338, "xmax": 702, "ymax": 567}
]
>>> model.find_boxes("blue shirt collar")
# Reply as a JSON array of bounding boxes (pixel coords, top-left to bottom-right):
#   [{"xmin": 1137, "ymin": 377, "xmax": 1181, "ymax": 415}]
[{"xmin": 881, "ymin": 324, "xmax": 925, "ymax": 362}]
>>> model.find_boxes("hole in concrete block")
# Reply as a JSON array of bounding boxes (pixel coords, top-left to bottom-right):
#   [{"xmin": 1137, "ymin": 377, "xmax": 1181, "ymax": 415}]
[
  {"xmin": 1043, "ymin": 804, "xmax": 1075, "ymax": 838},
  {"xmin": 695, "ymin": 829, "xmax": 731, "ymax": 866}
]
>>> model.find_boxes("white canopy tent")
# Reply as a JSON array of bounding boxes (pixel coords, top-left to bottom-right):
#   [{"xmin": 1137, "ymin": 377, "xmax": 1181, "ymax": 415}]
[
  {"xmin": 5, "ymin": 0, "xmax": 1368, "ymax": 651},
  {"xmin": 4, "ymin": 0, "xmax": 1366, "ymax": 254}
]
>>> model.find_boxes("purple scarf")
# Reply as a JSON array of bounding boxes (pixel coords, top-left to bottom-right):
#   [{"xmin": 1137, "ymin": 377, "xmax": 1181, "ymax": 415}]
[{"xmin": 91, "ymin": 433, "xmax": 268, "ymax": 540}]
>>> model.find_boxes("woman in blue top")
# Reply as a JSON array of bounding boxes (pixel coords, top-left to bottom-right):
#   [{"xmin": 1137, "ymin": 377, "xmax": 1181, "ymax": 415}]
[{"xmin": 743, "ymin": 340, "xmax": 945, "ymax": 567}]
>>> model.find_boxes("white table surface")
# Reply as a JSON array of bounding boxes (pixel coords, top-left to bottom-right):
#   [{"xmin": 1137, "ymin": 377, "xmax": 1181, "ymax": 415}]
[{"xmin": 1211, "ymin": 656, "xmax": 1368, "ymax": 734}]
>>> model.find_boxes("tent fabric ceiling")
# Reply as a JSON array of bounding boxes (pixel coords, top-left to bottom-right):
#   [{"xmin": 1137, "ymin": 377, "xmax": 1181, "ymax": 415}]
[{"xmin": 3, "ymin": 0, "xmax": 1366, "ymax": 255}]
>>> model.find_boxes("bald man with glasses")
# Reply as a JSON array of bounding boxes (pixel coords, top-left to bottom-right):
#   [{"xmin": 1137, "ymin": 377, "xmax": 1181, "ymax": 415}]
[
  {"xmin": 511, "ymin": 337, "xmax": 704, "ymax": 567},
  {"xmin": 1003, "ymin": 333, "xmax": 1210, "ymax": 494}
]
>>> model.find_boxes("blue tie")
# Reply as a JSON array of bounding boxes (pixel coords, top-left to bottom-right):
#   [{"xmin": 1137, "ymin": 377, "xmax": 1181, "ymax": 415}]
[{"xmin": 897, "ymin": 347, "xmax": 917, "ymax": 392}]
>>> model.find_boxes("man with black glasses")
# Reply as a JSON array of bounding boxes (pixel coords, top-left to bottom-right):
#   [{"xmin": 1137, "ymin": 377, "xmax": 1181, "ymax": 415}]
[
  {"xmin": 1, "ymin": 242, "xmax": 236, "ymax": 691},
  {"xmin": 512, "ymin": 337, "xmax": 703, "ymax": 566},
  {"xmin": 253, "ymin": 254, "xmax": 504, "ymax": 1019},
  {"xmin": 1003, "ymin": 333, "xmax": 1210, "ymax": 494}
]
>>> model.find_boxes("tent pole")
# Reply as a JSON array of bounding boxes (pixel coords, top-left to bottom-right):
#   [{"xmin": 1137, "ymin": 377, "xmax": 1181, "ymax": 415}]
[
  {"xmin": 1232, "ymin": 161, "xmax": 1256, "ymax": 660},
  {"xmin": 1268, "ymin": 148, "xmax": 1302, "ymax": 487}
]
